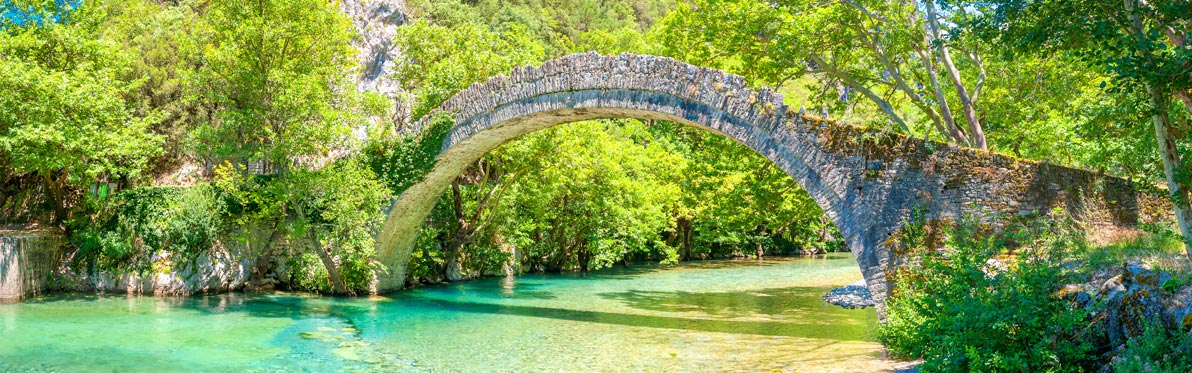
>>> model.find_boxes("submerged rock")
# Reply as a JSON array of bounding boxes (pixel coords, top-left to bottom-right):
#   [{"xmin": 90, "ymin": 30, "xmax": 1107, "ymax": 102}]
[{"xmin": 823, "ymin": 280, "xmax": 875, "ymax": 309}]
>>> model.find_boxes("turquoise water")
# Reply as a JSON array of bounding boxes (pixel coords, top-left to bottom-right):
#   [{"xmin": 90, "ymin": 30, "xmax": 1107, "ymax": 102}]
[{"xmin": 0, "ymin": 254, "xmax": 893, "ymax": 372}]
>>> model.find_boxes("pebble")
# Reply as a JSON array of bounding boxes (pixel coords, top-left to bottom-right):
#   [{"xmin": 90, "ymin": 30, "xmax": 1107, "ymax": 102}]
[{"xmin": 823, "ymin": 280, "xmax": 875, "ymax": 309}]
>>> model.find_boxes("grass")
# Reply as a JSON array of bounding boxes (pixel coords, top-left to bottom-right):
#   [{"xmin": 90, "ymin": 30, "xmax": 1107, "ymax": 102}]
[{"xmin": 1073, "ymin": 224, "xmax": 1190, "ymax": 276}]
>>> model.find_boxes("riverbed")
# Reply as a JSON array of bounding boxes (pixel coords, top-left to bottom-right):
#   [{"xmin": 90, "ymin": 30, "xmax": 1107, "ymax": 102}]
[{"xmin": 0, "ymin": 253, "xmax": 893, "ymax": 372}]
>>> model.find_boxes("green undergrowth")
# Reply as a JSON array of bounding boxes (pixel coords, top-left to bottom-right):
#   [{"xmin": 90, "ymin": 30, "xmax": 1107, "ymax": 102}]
[
  {"xmin": 70, "ymin": 185, "xmax": 226, "ymax": 276},
  {"xmin": 878, "ymin": 215, "xmax": 1097, "ymax": 372},
  {"xmin": 878, "ymin": 213, "xmax": 1192, "ymax": 372},
  {"xmin": 1075, "ymin": 223, "xmax": 1191, "ymax": 275}
]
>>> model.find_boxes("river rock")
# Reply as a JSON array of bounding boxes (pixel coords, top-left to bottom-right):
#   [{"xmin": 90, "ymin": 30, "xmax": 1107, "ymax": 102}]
[
  {"xmin": 1165, "ymin": 285, "xmax": 1192, "ymax": 329},
  {"xmin": 1101, "ymin": 262, "xmax": 1166, "ymax": 347},
  {"xmin": 823, "ymin": 280, "xmax": 875, "ymax": 309}
]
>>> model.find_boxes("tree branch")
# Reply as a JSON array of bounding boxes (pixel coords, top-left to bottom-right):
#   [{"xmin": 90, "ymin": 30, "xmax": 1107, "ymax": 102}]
[
  {"xmin": 926, "ymin": 0, "xmax": 986, "ymax": 149},
  {"xmin": 807, "ymin": 54, "xmax": 911, "ymax": 133}
]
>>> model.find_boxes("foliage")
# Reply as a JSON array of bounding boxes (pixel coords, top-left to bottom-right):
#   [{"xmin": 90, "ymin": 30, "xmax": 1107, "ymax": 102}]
[
  {"xmin": 646, "ymin": 122, "xmax": 843, "ymax": 259},
  {"xmin": 281, "ymin": 159, "xmax": 392, "ymax": 293},
  {"xmin": 652, "ymin": 0, "xmax": 994, "ymax": 148},
  {"xmin": 362, "ymin": 113, "xmax": 454, "ymax": 196},
  {"xmin": 0, "ymin": 2, "xmax": 163, "ymax": 223},
  {"xmin": 976, "ymin": 0, "xmax": 1192, "ymax": 254},
  {"xmin": 193, "ymin": 0, "xmax": 363, "ymax": 169},
  {"xmin": 97, "ymin": 0, "xmax": 210, "ymax": 174},
  {"xmin": 213, "ymin": 158, "xmax": 391, "ymax": 293},
  {"xmin": 878, "ymin": 215, "xmax": 1097, "ymax": 372},
  {"xmin": 0, "ymin": 0, "xmax": 78, "ymax": 28},
  {"xmin": 1114, "ymin": 320, "xmax": 1192, "ymax": 372},
  {"xmin": 492, "ymin": 120, "xmax": 684, "ymax": 273},
  {"xmin": 394, "ymin": 19, "xmax": 545, "ymax": 121},
  {"xmin": 405, "ymin": 0, "xmax": 674, "ymax": 55},
  {"xmin": 71, "ymin": 185, "xmax": 226, "ymax": 275}
]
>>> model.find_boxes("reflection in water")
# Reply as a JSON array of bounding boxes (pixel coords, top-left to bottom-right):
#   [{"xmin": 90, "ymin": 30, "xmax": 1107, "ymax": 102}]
[{"xmin": 0, "ymin": 254, "xmax": 893, "ymax": 372}]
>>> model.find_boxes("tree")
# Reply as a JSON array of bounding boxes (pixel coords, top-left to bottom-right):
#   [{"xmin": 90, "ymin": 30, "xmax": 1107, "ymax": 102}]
[
  {"xmin": 653, "ymin": 0, "xmax": 991, "ymax": 148},
  {"xmin": 394, "ymin": 20, "xmax": 546, "ymax": 122},
  {"xmin": 0, "ymin": 1, "xmax": 162, "ymax": 225},
  {"xmin": 97, "ymin": 0, "xmax": 211, "ymax": 175},
  {"xmin": 494, "ymin": 120, "xmax": 684, "ymax": 272},
  {"xmin": 195, "ymin": 0, "xmax": 362, "ymax": 172},
  {"xmin": 197, "ymin": 0, "xmax": 376, "ymax": 288},
  {"xmin": 980, "ymin": 0, "xmax": 1192, "ymax": 254},
  {"xmin": 287, "ymin": 160, "xmax": 392, "ymax": 294}
]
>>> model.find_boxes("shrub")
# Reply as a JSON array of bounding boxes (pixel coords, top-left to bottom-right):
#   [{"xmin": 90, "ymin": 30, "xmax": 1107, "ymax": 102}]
[
  {"xmin": 877, "ymin": 215, "xmax": 1097, "ymax": 372},
  {"xmin": 1114, "ymin": 320, "xmax": 1192, "ymax": 372},
  {"xmin": 71, "ymin": 184, "xmax": 226, "ymax": 275}
]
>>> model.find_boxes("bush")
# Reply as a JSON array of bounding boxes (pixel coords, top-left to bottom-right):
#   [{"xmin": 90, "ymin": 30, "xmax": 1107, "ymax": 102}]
[
  {"xmin": 71, "ymin": 184, "xmax": 226, "ymax": 275},
  {"xmin": 877, "ymin": 215, "xmax": 1097, "ymax": 372},
  {"xmin": 1114, "ymin": 320, "xmax": 1192, "ymax": 373}
]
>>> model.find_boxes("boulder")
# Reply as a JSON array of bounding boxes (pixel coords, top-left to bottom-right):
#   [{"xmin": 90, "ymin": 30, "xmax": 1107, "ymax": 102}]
[{"xmin": 1101, "ymin": 262, "xmax": 1166, "ymax": 346}]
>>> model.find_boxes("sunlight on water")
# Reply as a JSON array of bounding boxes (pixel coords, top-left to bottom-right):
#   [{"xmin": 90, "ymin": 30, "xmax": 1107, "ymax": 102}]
[{"xmin": 0, "ymin": 254, "xmax": 893, "ymax": 372}]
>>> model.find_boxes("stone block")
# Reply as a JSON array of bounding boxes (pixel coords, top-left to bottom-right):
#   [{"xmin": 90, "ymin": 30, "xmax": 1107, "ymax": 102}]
[{"xmin": 0, "ymin": 231, "xmax": 63, "ymax": 301}]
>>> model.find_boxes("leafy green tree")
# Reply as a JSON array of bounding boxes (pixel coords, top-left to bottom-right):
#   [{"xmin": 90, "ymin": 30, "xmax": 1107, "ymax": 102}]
[
  {"xmin": 979, "ymin": 0, "xmax": 1192, "ymax": 254},
  {"xmin": 194, "ymin": 0, "xmax": 362, "ymax": 171},
  {"xmin": 494, "ymin": 120, "xmax": 684, "ymax": 272},
  {"xmin": 197, "ymin": 0, "xmax": 382, "ymax": 289},
  {"xmin": 654, "ymin": 0, "xmax": 996, "ymax": 147},
  {"xmin": 0, "ymin": 1, "xmax": 162, "ymax": 225},
  {"xmin": 395, "ymin": 20, "xmax": 546, "ymax": 121},
  {"xmin": 405, "ymin": 0, "xmax": 675, "ymax": 55},
  {"xmin": 97, "ymin": 0, "xmax": 210, "ymax": 174},
  {"xmin": 647, "ymin": 122, "xmax": 841, "ymax": 259},
  {"xmin": 284, "ymin": 160, "xmax": 392, "ymax": 294}
]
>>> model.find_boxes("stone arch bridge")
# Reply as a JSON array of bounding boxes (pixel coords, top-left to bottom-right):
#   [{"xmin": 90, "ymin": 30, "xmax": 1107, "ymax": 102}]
[{"xmin": 372, "ymin": 52, "xmax": 1170, "ymax": 306}]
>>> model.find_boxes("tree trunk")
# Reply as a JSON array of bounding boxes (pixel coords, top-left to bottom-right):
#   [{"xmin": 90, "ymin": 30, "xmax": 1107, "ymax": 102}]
[
  {"xmin": 677, "ymin": 217, "xmax": 693, "ymax": 261},
  {"xmin": 1145, "ymin": 83, "xmax": 1192, "ymax": 256},
  {"xmin": 578, "ymin": 247, "xmax": 591, "ymax": 272},
  {"xmin": 443, "ymin": 237, "xmax": 466, "ymax": 281},
  {"xmin": 251, "ymin": 227, "xmax": 281, "ymax": 290},
  {"xmin": 41, "ymin": 171, "xmax": 68, "ymax": 226},
  {"xmin": 444, "ymin": 180, "xmax": 469, "ymax": 281},
  {"xmin": 925, "ymin": 0, "xmax": 987, "ymax": 150},
  {"xmin": 309, "ymin": 230, "xmax": 350, "ymax": 295},
  {"xmin": 1125, "ymin": 0, "xmax": 1192, "ymax": 255}
]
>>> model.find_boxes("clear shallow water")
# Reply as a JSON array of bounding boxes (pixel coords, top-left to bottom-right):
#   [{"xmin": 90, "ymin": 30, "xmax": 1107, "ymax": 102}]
[{"xmin": 0, "ymin": 253, "xmax": 893, "ymax": 372}]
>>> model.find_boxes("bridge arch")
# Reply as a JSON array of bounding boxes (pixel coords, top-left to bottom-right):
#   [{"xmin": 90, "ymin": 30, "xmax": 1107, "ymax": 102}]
[{"xmin": 373, "ymin": 53, "xmax": 1171, "ymax": 308}]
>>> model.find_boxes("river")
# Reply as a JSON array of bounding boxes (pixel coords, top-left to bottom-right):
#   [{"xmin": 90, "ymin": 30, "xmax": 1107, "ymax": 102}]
[{"xmin": 0, "ymin": 253, "xmax": 894, "ymax": 372}]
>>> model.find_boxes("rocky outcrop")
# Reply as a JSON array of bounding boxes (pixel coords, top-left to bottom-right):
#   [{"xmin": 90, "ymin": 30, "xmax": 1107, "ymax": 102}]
[
  {"xmin": 340, "ymin": 0, "xmax": 410, "ymax": 126},
  {"xmin": 53, "ymin": 245, "xmax": 252, "ymax": 296},
  {"xmin": 1059, "ymin": 261, "xmax": 1192, "ymax": 357}
]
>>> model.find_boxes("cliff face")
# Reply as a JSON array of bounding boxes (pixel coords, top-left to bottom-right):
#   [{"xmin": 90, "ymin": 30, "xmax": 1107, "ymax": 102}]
[{"xmin": 340, "ymin": 0, "xmax": 410, "ymax": 127}]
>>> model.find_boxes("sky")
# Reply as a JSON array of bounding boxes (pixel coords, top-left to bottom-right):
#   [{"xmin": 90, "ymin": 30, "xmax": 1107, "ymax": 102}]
[{"xmin": 1, "ymin": 0, "xmax": 80, "ymax": 27}]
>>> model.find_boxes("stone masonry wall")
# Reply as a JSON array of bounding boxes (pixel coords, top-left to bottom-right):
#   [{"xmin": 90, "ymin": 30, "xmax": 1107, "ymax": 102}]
[{"xmin": 0, "ymin": 230, "xmax": 63, "ymax": 301}]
